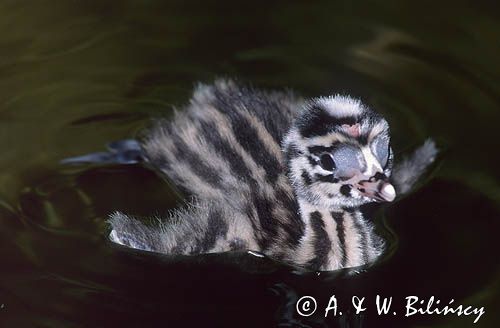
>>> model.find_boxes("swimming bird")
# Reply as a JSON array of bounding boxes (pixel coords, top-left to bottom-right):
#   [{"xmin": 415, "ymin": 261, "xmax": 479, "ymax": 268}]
[{"xmin": 63, "ymin": 79, "xmax": 437, "ymax": 271}]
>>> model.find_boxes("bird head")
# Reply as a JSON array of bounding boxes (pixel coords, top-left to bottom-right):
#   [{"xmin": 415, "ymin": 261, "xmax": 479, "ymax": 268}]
[{"xmin": 283, "ymin": 95, "xmax": 395, "ymax": 209}]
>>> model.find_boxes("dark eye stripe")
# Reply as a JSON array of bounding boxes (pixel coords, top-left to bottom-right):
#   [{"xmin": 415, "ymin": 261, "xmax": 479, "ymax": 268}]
[
  {"xmin": 297, "ymin": 104, "xmax": 358, "ymax": 138},
  {"xmin": 307, "ymin": 145, "xmax": 335, "ymax": 154},
  {"xmin": 314, "ymin": 174, "xmax": 339, "ymax": 183},
  {"xmin": 307, "ymin": 156, "xmax": 317, "ymax": 166}
]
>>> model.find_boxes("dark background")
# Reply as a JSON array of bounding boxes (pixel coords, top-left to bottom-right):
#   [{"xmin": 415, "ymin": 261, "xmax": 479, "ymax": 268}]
[{"xmin": 0, "ymin": 1, "xmax": 498, "ymax": 327}]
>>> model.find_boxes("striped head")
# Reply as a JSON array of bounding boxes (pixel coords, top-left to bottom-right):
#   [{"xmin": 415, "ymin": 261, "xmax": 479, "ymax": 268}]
[{"xmin": 283, "ymin": 95, "xmax": 395, "ymax": 209}]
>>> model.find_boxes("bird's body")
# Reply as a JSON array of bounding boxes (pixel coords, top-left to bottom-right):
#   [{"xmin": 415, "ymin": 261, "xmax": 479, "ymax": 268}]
[{"xmin": 66, "ymin": 79, "xmax": 437, "ymax": 271}]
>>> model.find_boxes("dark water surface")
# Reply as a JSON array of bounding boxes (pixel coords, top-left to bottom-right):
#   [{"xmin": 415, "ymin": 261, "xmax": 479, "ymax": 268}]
[{"xmin": 0, "ymin": 1, "xmax": 499, "ymax": 327}]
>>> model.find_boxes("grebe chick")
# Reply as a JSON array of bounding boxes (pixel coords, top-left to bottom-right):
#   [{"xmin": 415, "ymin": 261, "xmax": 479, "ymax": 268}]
[{"xmin": 64, "ymin": 79, "xmax": 437, "ymax": 271}]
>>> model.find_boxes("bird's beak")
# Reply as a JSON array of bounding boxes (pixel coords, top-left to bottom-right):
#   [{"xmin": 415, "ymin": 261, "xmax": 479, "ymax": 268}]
[{"xmin": 355, "ymin": 174, "xmax": 396, "ymax": 202}]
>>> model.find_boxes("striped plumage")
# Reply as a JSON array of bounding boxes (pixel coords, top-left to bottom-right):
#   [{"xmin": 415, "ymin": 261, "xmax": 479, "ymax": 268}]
[{"xmin": 65, "ymin": 79, "xmax": 437, "ymax": 271}]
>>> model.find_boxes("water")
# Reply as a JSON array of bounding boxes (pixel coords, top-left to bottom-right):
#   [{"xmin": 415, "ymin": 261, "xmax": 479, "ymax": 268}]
[{"xmin": 0, "ymin": 1, "xmax": 499, "ymax": 327}]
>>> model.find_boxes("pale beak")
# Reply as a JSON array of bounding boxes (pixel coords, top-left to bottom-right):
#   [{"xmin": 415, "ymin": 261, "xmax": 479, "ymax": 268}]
[{"xmin": 355, "ymin": 174, "xmax": 396, "ymax": 202}]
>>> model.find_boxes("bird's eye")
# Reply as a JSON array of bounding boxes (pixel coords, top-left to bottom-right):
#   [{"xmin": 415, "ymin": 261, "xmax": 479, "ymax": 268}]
[{"xmin": 319, "ymin": 154, "xmax": 336, "ymax": 171}]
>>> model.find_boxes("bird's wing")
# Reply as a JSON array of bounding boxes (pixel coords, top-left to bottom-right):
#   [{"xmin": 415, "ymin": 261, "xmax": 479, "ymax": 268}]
[
  {"xmin": 140, "ymin": 79, "xmax": 303, "ymax": 203},
  {"xmin": 108, "ymin": 199, "xmax": 259, "ymax": 255},
  {"xmin": 61, "ymin": 80, "xmax": 303, "ymax": 203},
  {"xmin": 390, "ymin": 139, "xmax": 438, "ymax": 195}
]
